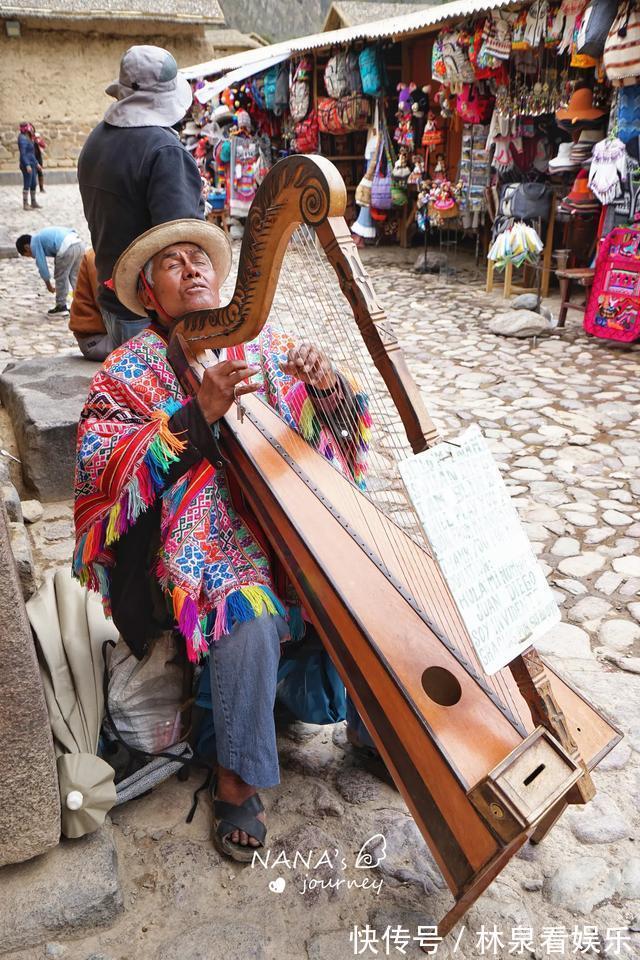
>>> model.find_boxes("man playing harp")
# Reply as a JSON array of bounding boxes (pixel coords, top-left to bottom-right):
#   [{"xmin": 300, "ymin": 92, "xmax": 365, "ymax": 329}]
[{"xmin": 72, "ymin": 219, "xmax": 372, "ymax": 861}]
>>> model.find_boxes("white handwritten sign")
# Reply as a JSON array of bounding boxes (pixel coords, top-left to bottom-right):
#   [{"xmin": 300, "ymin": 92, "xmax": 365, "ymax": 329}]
[{"xmin": 399, "ymin": 425, "xmax": 559, "ymax": 675}]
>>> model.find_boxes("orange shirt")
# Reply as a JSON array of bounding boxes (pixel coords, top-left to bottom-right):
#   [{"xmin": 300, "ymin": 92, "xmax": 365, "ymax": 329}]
[{"xmin": 69, "ymin": 249, "xmax": 106, "ymax": 337}]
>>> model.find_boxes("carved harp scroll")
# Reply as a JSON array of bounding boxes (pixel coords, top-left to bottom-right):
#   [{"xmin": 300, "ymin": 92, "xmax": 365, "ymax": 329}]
[{"xmin": 174, "ymin": 155, "xmax": 440, "ymax": 453}]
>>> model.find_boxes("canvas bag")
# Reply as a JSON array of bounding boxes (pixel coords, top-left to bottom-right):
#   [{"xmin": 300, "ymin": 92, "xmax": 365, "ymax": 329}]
[
  {"xmin": 325, "ymin": 50, "xmax": 349, "ymax": 97},
  {"xmin": 273, "ymin": 62, "xmax": 289, "ymax": 116},
  {"xmin": 290, "ymin": 57, "xmax": 312, "ymax": 121},
  {"xmin": 604, "ymin": 1, "xmax": 640, "ymax": 86},
  {"xmin": 577, "ymin": 0, "xmax": 619, "ymax": 56},
  {"xmin": 584, "ymin": 226, "xmax": 640, "ymax": 342},
  {"xmin": 359, "ymin": 46, "xmax": 383, "ymax": 97}
]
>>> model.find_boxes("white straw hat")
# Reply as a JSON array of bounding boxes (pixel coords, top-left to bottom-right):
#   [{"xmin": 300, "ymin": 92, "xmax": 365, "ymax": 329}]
[{"xmin": 112, "ymin": 218, "xmax": 232, "ymax": 317}]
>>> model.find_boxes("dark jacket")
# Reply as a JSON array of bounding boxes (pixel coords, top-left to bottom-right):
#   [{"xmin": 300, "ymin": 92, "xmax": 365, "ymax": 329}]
[{"xmin": 77, "ymin": 121, "xmax": 204, "ymax": 322}]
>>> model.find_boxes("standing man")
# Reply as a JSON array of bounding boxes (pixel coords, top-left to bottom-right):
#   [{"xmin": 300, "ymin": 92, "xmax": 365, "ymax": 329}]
[
  {"xmin": 78, "ymin": 45, "xmax": 204, "ymax": 350},
  {"xmin": 15, "ymin": 227, "xmax": 84, "ymax": 315}
]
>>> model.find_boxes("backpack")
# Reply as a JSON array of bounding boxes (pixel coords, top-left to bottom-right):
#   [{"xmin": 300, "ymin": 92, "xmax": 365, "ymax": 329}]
[
  {"xmin": 274, "ymin": 62, "xmax": 289, "ymax": 116},
  {"xmin": 604, "ymin": 0, "xmax": 640, "ymax": 86},
  {"xmin": 346, "ymin": 49, "xmax": 363, "ymax": 93},
  {"xmin": 263, "ymin": 66, "xmax": 278, "ymax": 111},
  {"xmin": 317, "ymin": 97, "xmax": 347, "ymax": 134},
  {"xmin": 359, "ymin": 46, "xmax": 383, "ymax": 97},
  {"xmin": 289, "ymin": 57, "xmax": 312, "ymax": 121},
  {"xmin": 324, "ymin": 50, "xmax": 349, "ymax": 98},
  {"xmin": 584, "ymin": 226, "xmax": 640, "ymax": 342}
]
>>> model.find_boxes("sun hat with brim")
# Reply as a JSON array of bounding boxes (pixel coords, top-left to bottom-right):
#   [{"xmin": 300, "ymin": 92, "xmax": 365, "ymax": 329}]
[
  {"xmin": 556, "ymin": 87, "xmax": 606, "ymax": 123},
  {"xmin": 112, "ymin": 218, "xmax": 233, "ymax": 318},
  {"xmin": 104, "ymin": 45, "xmax": 193, "ymax": 129}
]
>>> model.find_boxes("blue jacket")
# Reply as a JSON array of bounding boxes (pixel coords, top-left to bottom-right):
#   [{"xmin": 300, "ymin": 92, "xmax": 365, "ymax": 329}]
[
  {"xmin": 30, "ymin": 227, "xmax": 76, "ymax": 282},
  {"xmin": 18, "ymin": 133, "xmax": 37, "ymax": 169}
]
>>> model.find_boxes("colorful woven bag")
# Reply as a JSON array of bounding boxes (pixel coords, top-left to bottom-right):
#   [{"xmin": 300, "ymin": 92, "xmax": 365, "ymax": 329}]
[
  {"xmin": 371, "ymin": 131, "xmax": 393, "ymax": 210},
  {"xmin": 584, "ymin": 226, "xmax": 640, "ymax": 342}
]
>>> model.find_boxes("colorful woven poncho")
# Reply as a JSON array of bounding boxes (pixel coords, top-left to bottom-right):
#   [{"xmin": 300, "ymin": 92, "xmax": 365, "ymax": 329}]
[{"xmin": 73, "ymin": 325, "xmax": 371, "ymax": 661}]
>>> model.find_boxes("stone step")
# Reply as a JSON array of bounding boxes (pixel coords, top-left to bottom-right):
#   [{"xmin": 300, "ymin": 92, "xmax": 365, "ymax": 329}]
[
  {"xmin": 0, "ymin": 823, "xmax": 123, "ymax": 955},
  {"xmin": 0, "ymin": 356, "xmax": 99, "ymax": 502}
]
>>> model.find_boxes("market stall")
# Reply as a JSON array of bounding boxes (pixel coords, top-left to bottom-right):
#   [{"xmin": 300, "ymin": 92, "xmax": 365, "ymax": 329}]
[{"xmin": 180, "ymin": 0, "xmax": 640, "ymax": 341}]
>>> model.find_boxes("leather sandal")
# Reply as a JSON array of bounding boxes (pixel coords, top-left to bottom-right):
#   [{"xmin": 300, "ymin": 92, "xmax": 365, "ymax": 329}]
[{"xmin": 212, "ymin": 792, "xmax": 267, "ymax": 862}]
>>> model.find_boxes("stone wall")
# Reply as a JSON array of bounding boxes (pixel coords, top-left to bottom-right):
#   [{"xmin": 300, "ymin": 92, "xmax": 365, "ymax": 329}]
[{"xmin": 0, "ymin": 18, "xmax": 222, "ymax": 171}]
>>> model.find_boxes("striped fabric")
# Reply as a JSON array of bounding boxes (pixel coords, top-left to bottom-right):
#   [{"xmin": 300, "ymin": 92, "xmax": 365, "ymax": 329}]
[{"xmin": 604, "ymin": 0, "xmax": 640, "ymax": 86}]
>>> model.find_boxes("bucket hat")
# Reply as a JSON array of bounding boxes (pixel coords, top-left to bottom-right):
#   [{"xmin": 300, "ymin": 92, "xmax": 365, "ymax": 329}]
[
  {"xmin": 104, "ymin": 45, "xmax": 193, "ymax": 128},
  {"xmin": 112, "ymin": 218, "xmax": 232, "ymax": 317},
  {"xmin": 556, "ymin": 87, "xmax": 606, "ymax": 123}
]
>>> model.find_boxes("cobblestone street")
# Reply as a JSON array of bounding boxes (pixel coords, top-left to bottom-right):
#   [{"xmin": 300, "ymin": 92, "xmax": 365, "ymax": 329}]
[{"xmin": 1, "ymin": 183, "xmax": 639, "ymax": 959}]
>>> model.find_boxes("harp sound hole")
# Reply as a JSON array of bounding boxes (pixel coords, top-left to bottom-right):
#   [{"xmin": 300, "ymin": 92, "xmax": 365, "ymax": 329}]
[
  {"xmin": 421, "ymin": 667, "xmax": 462, "ymax": 707},
  {"xmin": 523, "ymin": 764, "xmax": 546, "ymax": 787}
]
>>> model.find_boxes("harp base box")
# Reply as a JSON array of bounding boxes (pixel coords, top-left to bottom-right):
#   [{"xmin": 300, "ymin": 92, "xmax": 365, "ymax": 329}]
[{"xmin": 468, "ymin": 728, "xmax": 582, "ymax": 844}]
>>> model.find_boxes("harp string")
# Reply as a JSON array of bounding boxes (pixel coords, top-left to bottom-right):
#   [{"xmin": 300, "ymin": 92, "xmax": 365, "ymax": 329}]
[
  {"xmin": 267, "ymin": 230, "xmax": 487, "ymax": 661},
  {"xmin": 266, "ymin": 226, "xmax": 526, "ymax": 726}
]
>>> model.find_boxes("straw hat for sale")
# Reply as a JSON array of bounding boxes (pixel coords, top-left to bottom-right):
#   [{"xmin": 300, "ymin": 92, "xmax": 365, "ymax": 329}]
[{"xmin": 112, "ymin": 218, "xmax": 232, "ymax": 317}]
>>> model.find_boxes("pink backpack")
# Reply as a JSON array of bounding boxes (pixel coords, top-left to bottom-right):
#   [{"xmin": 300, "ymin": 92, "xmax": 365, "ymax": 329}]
[{"xmin": 584, "ymin": 226, "xmax": 640, "ymax": 342}]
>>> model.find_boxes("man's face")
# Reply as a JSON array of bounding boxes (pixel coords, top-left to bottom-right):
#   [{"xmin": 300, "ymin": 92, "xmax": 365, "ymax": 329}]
[{"xmin": 141, "ymin": 242, "xmax": 220, "ymax": 322}]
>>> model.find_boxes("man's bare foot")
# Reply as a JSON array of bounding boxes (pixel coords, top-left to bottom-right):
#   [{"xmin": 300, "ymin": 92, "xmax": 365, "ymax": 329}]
[{"xmin": 216, "ymin": 766, "xmax": 266, "ymax": 848}]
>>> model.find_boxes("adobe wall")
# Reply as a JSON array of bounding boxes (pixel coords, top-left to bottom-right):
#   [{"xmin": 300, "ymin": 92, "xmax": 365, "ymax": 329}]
[{"xmin": 0, "ymin": 18, "xmax": 219, "ymax": 171}]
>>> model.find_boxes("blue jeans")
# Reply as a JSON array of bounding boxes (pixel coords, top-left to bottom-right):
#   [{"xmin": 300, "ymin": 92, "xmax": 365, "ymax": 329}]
[
  {"xmin": 207, "ymin": 611, "xmax": 289, "ymax": 788},
  {"xmin": 21, "ymin": 165, "xmax": 36, "ymax": 190},
  {"xmin": 100, "ymin": 308, "xmax": 149, "ymax": 351},
  {"xmin": 197, "ymin": 612, "xmax": 375, "ymax": 786}
]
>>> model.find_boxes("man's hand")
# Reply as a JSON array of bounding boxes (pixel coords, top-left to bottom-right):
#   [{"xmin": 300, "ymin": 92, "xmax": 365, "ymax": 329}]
[
  {"xmin": 280, "ymin": 343, "xmax": 337, "ymax": 390},
  {"xmin": 37, "ymin": 164, "xmax": 42, "ymax": 173},
  {"xmin": 25, "ymin": 165, "xmax": 32, "ymax": 174},
  {"xmin": 196, "ymin": 359, "xmax": 260, "ymax": 424},
  {"xmin": 46, "ymin": 280, "xmax": 55, "ymax": 294}
]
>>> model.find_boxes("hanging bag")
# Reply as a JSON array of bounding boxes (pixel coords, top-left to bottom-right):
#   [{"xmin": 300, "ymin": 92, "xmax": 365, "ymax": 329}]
[
  {"xmin": 317, "ymin": 97, "xmax": 347, "ymax": 134},
  {"xmin": 324, "ymin": 50, "xmax": 349, "ymax": 98},
  {"xmin": 577, "ymin": 0, "xmax": 618, "ymax": 56},
  {"xmin": 371, "ymin": 130, "xmax": 393, "ymax": 210},
  {"xmin": 289, "ymin": 57, "xmax": 312, "ymax": 122},
  {"xmin": 263, "ymin": 66, "xmax": 278, "ymax": 112},
  {"xmin": 511, "ymin": 182, "xmax": 553, "ymax": 222},
  {"xmin": 273, "ymin": 62, "xmax": 290, "ymax": 116},
  {"xmin": 359, "ymin": 45, "xmax": 383, "ymax": 97},
  {"xmin": 456, "ymin": 84, "xmax": 493, "ymax": 123},
  {"xmin": 338, "ymin": 93, "xmax": 371, "ymax": 131},
  {"xmin": 584, "ymin": 226, "xmax": 640, "ymax": 342},
  {"xmin": 292, "ymin": 110, "xmax": 319, "ymax": 153},
  {"xmin": 346, "ymin": 49, "xmax": 363, "ymax": 93},
  {"xmin": 604, "ymin": 0, "xmax": 640, "ymax": 86}
]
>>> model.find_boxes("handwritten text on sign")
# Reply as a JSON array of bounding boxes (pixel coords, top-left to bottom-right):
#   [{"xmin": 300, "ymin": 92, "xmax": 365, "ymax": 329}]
[{"xmin": 399, "ymin": 426, "xmax": 559, "ymax": 675}]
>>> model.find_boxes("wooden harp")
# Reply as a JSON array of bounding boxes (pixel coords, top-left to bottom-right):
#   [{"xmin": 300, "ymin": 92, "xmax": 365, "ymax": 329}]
[{"xmin": 166, "ymin": 156, "xmax": 620, "ymax": 935}]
